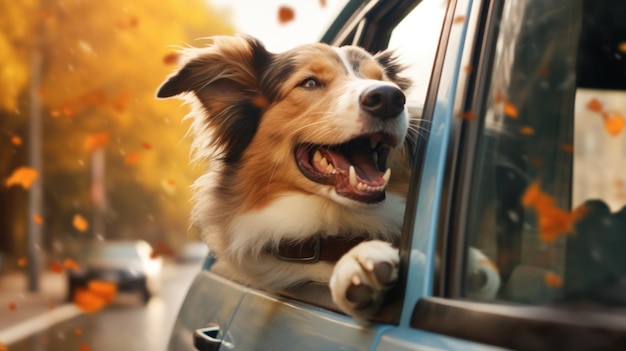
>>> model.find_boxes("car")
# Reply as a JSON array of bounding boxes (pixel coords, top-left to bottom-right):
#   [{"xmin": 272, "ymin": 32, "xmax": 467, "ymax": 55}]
[
  {"xmin": 167, "ymin": 0, "xmax": 626, "ymax": 350},
  {"xmin": 67, "ymin": 240, "xmax": 163, "ymax": 304}
]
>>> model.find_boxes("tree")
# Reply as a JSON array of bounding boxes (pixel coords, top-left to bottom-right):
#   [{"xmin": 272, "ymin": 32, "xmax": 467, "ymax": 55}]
[{"xmin": 0, "ymin": 0, "xmax": 233, "ymax": 258}]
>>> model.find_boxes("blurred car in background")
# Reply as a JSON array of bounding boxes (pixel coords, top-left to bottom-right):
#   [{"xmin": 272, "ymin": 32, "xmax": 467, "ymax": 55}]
[{"xmin": 67, "ymin": 240, "xmax": 162, "ymax": 304}]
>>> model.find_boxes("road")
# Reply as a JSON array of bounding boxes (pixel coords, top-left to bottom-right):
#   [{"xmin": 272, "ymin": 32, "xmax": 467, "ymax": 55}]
[{"xmin": 8, "ymin": 261, "xmax": 202, "ymax": 351}]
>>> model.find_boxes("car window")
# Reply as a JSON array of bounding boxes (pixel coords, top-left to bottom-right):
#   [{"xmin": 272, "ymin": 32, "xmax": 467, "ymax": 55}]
[{"xmin": 463, "ymin": 0, "xmax": 626, "ymax": 306}]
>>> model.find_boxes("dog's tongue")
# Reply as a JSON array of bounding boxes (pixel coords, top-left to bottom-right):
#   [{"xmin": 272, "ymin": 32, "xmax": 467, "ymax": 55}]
[{"xmin": 327, "ymin": 140, "xmax": 384, "ymax": 185}]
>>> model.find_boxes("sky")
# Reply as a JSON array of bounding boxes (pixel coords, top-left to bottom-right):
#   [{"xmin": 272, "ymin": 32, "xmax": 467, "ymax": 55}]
[{"xmin": 209, "ymin": 0, "xmax": 348, "ymax": 52}]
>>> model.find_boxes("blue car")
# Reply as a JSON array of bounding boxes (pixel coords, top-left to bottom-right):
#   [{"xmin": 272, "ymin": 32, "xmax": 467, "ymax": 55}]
[{"xmin": 168, "ymin": 0, "xmax": 626, "ymax": 350}]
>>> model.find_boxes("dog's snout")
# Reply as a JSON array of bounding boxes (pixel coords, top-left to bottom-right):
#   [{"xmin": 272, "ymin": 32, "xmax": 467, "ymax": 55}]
[{"xmin": 359, "ymin": 86, "xmax": 406, "ymax": 120}]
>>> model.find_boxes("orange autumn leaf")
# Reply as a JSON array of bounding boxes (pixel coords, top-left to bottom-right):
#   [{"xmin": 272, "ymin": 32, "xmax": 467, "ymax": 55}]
[
  {"xmin": 560, "ymin": 143, "xmax": 573, "ymax": 153},
  {"xmin": 62, "ymin": 107, "xmax": 74, "ymax": 117},
  {"xmin": 544, "ymin": 272, "xmax": 563, "ymax": 287},
  {"xmin": 166, "ymin": 179, "xmax": 176, "ymax": 186},
  {"xmin": 87, "ymin": 280, "xmax": 118, "ymax": 303},
  {"xmin": 73, "ymin": 214, "xmax": 89, "ymax": 232},
  {"xmin": 33, "ymin": 214, "xmax": 44, "ymax": 224},
  {"xmin": 162, "ymin": 52, "xmax": 180, "ymax": 65},
  {"xmin": 602, "ymin": 111, "xmax": 625, "ymax": 136},
  {"xmin": 79, "ymin": 343, "xmax": 91, "ymax": 351},
  {"xmin": 17, "ymin": 257, "xmax": 27, "ymax": 267},
  {"xmin": 519, "ymin": 126, "xmax": 535, "ymax": 135},
  {"xmin": 458, "ymin": 111, "xmax": 476, "ymax": 121},
  {"xmin": 64, "ymin": 258, "xmax": 80, "ymax": 270},
  {"xmin": 73, "ymin": 327, "xmax": 83, "ymax": 336},
  {"xmin": 84, "ymin": 132, "xmax": 110, "ymax": 152},
  {"xmin": 586, "ymin": 98, "xmax": 603, "ymax": 113},
  {"xmin": 522, "ymin": 182, "xmax": 587, "ymax": 243},
  {"xmin": 618, "ymin": 41, "xmax": 626, "ymax": 53},
  {"xmin": 8, "ymin": 302, "xmax": 16, "ymax": 311},
  {"xmin": 73, "ymin": 288, "xmax": 107, "ymax": 313},
  {"xmin": 5, "ymin": 167, "xmax": 38, "ymax": 189},
  {"xmin": 0, "ymin": 342, "xmax": 7, "ymax": 351},
  {"xmin": 50, "ymin": 260, "xmax": 63, "ymax": 273},
  {"xmin": 277, "ymin": 6, "xmax": 295, "ymax": 24},
  {"xmin": 503, "ymin": 101, "xmax": 519, "ymax": 118},
  {"xmin": 11, "ymin": 135, "xmax": 22, "ymax": 146},
  {"xmin": 124, "ymin": 152, "xmax": 141, "ymax": 165},
  {"xmin": 142, "ymin": 142, "xmax": 152, "ymax": 150}
]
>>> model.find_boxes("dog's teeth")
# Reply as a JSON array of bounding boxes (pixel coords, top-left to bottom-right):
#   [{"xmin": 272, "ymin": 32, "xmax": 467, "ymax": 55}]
[
  {"xmin": 320, "ymin": 157, "xmax": 328, "ymax": 168},
  {"xmin": 351, "ymin": 275, "xmax": 361, "ymax": 286},
  {"xmin": 373, "ymin": 151, "xmax": 378, "ymax": 164},
  {"xmin": 382, "ymin": 168, "xmax": 391, "ymax": 186},
  {"xmin": 349, "ymin": 166, "xmax": 358, "ymax": 187},
  {"xmin": 325, "ymin": 163, "xmax": 335, "ymax": 173},
  {"xmin": 313, "ymin": 150, "xmax": 322, "ymax": 163}
]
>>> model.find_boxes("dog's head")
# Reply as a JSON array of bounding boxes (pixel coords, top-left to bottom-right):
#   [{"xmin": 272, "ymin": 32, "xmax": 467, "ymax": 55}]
[{"xmin": 158, "ymin": 35, "xmax": 411, "ymax": 210}]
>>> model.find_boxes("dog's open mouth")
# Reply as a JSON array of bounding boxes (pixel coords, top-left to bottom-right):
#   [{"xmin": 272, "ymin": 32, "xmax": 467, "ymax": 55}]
[{"xmin": 295, "ymin": 132, "xmax": 396, "ymax": 204}]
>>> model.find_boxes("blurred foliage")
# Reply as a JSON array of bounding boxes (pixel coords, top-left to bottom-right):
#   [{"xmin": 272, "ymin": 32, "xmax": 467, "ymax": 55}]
[{"xmin": 0, "ymin": 0, "xmax": 233, "ymax": 256}]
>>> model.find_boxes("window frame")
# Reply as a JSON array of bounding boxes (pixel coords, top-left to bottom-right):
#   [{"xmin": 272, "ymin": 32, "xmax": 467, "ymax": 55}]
[{"xmin": 412, "ymin": 0, "xmax": 626, "ymax": 348}]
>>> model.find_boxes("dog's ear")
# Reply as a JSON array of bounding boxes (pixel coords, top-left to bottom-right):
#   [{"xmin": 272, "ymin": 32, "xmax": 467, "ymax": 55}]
[
  {"xmin": 374, "ymin": 50, "xmax": 412, "ymax": 91},
  {"xmin": 157, "ymin": 35, "xmax": 273, "ymax": 163}
]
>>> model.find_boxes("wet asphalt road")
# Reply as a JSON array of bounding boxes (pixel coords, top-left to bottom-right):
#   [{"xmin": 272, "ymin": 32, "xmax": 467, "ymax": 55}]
[{"xmin": 9, "ymin": 261, "xmax": 202, "ymax": 351}]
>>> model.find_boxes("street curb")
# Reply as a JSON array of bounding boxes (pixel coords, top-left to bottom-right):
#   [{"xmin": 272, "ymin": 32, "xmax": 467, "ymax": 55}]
[{"xmin": 0, "ymin": 303, "xmax": 82, "ymax": 345}]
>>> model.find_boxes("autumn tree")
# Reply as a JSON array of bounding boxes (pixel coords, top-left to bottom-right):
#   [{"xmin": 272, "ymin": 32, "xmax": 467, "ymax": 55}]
[{"xmin": 0, "ymin": 0, "xmax": 233, "ymax": 258}]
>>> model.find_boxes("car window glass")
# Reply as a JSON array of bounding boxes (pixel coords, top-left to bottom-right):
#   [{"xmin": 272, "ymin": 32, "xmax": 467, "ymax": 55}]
[{"xmin": 464, "ymin": 0, "xmax": 626, "ymax": 307}]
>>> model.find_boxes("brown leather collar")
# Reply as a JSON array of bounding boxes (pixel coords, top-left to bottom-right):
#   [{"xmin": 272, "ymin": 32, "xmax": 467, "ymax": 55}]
[{"xmin": 270, "ymin": 235, "xmax": 367, "ymax": 263}]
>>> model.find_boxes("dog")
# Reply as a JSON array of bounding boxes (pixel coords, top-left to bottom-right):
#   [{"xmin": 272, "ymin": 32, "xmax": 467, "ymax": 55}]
[{"xmin": 157, "ymin": 35, "xmax": 499, "ymax": 321}]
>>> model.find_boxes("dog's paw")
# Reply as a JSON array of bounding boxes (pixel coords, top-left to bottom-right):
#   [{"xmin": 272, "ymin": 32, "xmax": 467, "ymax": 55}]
[{"xmin": 329, "ymin": 240, "xmax": 399, "ymax": 322}]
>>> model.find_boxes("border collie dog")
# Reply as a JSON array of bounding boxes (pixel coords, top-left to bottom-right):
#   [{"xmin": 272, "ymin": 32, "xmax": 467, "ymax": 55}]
[{"xmin": 158, "ymin": 35, "xmax": 497, "ymax": 321}]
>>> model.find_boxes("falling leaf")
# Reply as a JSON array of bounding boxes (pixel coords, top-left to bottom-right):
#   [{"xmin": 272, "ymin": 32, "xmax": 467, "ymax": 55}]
[
  {"xmin": 586, "ymin": 98, "xmax": 603, "ymax": 113},
  {"xmin": 8, "ymin": 302, "xmax": 16, "ymax": 311},
  {"xmin": 33, "ymin": 214, "xmax": 44, "ymax": 224},
  {"xmin": 251, "ymin": 95, "xmax": 269, "ymax": 109},
  {"xmin": 84, "ymin": 132, "xmax": 110, "ymax": 152},
  {"xmin": 560, "ymin": 143, "xmax": 573, "ymax": 153},
  {"xmin": 73, "ymin": 288, "xmax": 107, "ymax": 313},
  {"xmin": 503, "ymin": 101, "xmax": 519, "ymax": 118},
  {"xmin": 0, "ymin": 342, "xmax": 7, "ymax": 351},
  {"xmin": 79, "ymin": 343, "xmax": 91, "ymax": 351},
  {"xmin": 453, "ymin": 15, "xmax": 466, "ymax": 23},
  {"xmin": 150, "ymin": 241, "xmax": 175, "ymax": 259},
  {"xmin": 124, "ymin": 152, "xmax": 142, "ymax": 165},
  {"xmin": 618, "ymin": 41, "xmax": 626, "ymax": 53},
  {"xmin": 10, "ymin": 135, "xmax": 22, "ymax": 146},
  {"xmin": 62, "ymin": 107, "xmax": 74, "ymax": 117},
  {"xmin": 73, "ymin": 328, "xmax": 83, "ymax": 336},
  {"xmin": 519, "ymin": 126, "xmax": 535, "ymax": 135},
  {"xmin": 544, "ymin": 272, "xmax": 563, "ymax": 287},
  {"xmin": 5, "ymin": 167, "xmax": 38, "ymax": 189},
  {"xmin": 50, "ymin": 110, "xmax": 61, "ymax": 117},
  {"xmin": 166, "ymin": 179, "xmax": 176, "ymax": 186},
  {"xmin": 50, "ymin": 260, "xmax": 63, "ymax": 273},
  {"xmin": 17, "ymin": 257, "xmax": 27, "ymax": 267},
  {"xmin": 162, "ymin": 52, "xmax": 180, "ymax": 65},
  {"xmin": 277, "ymin": 6, "xmax": 295, "ymax": 24},
  {"xmin": 73, "ymin": 214, "xmax": 89, "ymax": 232},
  {"xmin": 458, "ymin": 111, "xmax": 476, "ymax": 121},
  {"xmin": 87, "ymin": 280, "xmax": 118, "ymax": 303},
  {"xmin": 602, "ymin": 111, "xmax": 625, "ymax": 136},
  {"xmin": 129, "ymin": 16, "xmax": 139, "ymax": 27},
  {"xmin": 142, "ymin": 142, "xmax": 152, "ymax": 150},
  {"xmin": 64, "ymin": 258, "xmax": 81, "ymax": 270},
  {"xmin": 522, "ymin": 182, "xmax": 587, "ymax": 243},
  {"xmin": 493, "ymin": 92, "xmax": 506, "ymax": 103}
]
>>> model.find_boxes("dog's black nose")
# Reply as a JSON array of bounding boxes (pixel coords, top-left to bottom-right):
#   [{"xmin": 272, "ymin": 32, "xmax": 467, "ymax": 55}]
[{"xmin": 359, "ymin": 85, "xmax": 406, "ymax": 120}]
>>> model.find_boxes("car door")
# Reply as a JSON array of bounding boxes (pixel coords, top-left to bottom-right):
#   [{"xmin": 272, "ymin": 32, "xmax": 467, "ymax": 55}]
[{"xmin": 378, "ymin": 0, "xmax": 626, "ymax": 350}]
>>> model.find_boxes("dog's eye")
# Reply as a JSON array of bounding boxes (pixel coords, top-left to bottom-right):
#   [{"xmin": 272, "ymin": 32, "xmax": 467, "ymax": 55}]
[{"xmin": 299, "ymin": 77, "xmax": 320, "ymax": 89}]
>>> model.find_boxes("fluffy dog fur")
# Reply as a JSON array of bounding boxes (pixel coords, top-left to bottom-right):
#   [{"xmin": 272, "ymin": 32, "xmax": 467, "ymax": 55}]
[{"xmin": 157, "ymin": 35, "xmax": 498, "ymax": 321}]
